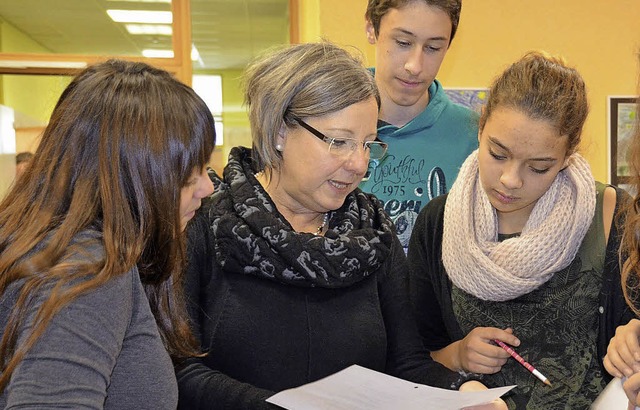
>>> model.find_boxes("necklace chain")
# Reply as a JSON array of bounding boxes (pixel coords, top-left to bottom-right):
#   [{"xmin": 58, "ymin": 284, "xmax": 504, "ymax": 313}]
[
  {"xmin": 314, "ymin": 213, "xmax": 329, "ymax": 235},
  {"xmin": 254, "ymin": 171, "xmax": 329, "ymax": 236}
]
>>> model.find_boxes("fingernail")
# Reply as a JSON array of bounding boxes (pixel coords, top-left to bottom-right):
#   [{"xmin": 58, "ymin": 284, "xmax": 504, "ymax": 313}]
[
  {"xmin": 625, "ymin": 368, "xmax": 634, "ymax": 377},
  {"xmin": 514, "ymin": 339, "xmax": 521, "ymax": 346}
]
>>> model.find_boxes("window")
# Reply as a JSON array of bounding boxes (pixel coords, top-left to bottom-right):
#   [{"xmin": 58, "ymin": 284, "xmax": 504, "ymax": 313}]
[{"xmin": 192, "ymin": 74, "xmax": 223, "ymax": 146}]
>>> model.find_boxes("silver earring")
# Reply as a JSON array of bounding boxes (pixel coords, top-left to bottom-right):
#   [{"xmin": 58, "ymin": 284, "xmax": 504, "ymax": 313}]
[{"xmin": 276, "ymin": 144, "xmax": 283, "ymax": 151}]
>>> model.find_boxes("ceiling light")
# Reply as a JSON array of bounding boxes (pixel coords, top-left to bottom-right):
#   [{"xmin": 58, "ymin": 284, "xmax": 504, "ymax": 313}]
[
  {"xmin": 107, "ymin": 0, "xmax": 171, "ymax": 3},
  {"xmin": 191, "ymin": 45, "xmax": 201, "ymax": 62},
  {"xmin": 125, "ymin": 24, "xmax": 172, "ymax": 35},
  {"xmin": 107, "ymin": 9, "xmax": 172, "ymax": 24},
  {"xmin": 142, "ymin": 45, "xmax": 202, "ymax": 61},
  {"xmin": 142, "ymin": 49, "xmax": 174, "ymax": 58}
]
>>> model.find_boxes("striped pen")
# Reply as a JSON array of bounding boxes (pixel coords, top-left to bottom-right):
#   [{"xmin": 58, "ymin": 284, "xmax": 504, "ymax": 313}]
[{"xmin": 494, "ymin": 339, "xmax": 552, "ymax": 386}]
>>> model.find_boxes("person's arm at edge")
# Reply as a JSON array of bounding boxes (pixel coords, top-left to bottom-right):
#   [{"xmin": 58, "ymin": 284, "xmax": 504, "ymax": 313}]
[
  {"xmin": 380, "ymin": 231, "xmax": 470, "ymax": 389},
  {"xmin": 601, "ymin": 185, "xmax": 637, "ymax": 379},
  {"xmin": 407, "ymin": 196, "xmax": 466, "ymax": 371},
  {"xmin": 176, "ymin": 207, "xmax": 279, "ymax": 410},
  {"xmin": 406, "ymin": 196, "xmax": 453, "ymax": 351},
  {"xmin": 3, "ymin": 268, "xmax": 133, "ymax": 408}
]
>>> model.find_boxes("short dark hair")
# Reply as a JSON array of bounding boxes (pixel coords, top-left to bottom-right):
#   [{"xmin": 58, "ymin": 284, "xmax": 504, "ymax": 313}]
[
  {"xmin": 15, "ymin": 151, "xmax": 33, "ymax": 165},
  {"xmin": 365, "ymin": 0, "xmax": 462, "ymax": 44}
]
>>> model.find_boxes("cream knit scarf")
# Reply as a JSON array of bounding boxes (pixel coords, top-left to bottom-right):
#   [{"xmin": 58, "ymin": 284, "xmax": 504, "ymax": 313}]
[{"xmin": 442, "ymin": 150, "xmax": 596, "ymax": 302}]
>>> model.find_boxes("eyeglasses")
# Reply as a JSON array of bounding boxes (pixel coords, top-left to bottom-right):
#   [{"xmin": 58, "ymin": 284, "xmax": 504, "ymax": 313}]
[{"xmin": 293, "ymin": 117, "xmax": 388, "ymax": 160}]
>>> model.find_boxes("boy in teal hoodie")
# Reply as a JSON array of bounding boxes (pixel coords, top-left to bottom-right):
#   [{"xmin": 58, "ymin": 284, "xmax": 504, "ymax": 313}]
[{"xmin": 360, "ymin": 0, "xmax": 477, "ymax": 251}]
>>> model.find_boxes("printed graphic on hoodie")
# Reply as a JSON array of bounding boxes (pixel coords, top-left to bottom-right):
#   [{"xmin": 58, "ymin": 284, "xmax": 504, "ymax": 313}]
[{"xmin": 358, "ymin": 81, "xmax": 480, "ymax": 252}]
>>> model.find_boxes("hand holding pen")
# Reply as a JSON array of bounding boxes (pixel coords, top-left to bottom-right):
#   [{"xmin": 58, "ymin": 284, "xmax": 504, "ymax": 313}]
[
  {"xmin": 436, "ymin": 327, "xmax": 522, "ymax": 375},
  {"xmin": 494, "ymin": 339, "xmax": 552, "ymax": 386}
]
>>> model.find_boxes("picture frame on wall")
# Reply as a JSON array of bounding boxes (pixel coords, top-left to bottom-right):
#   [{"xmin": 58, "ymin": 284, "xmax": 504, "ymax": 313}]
[
  {"xmin": 609, "ymin": 96, "xmax": 637, "ymax": 190},
  {"xmin": 443, "ymin": 88, "xmax": 488, "ymax": 113}
]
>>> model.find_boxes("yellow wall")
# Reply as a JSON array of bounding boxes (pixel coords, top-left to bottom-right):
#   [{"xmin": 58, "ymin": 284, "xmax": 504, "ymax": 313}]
[
  {"xmin": 3, "ymin": 74, "xmax": 69, "ymax": 126},
  {"xmin": 210, "ymin": 69, "xmax": 252, "ymax": 174},
  {"xmin": 0, "ymin": 19, "xmax": 68, "ymax": 124},
  {"xmin": 315, "ymin": 0, "xmax": 374, "ymax": 65},
  {"xmin": 314, "ymin": 0, "xmax": 640, "ymax": 183},
  {"xmin": 298, "ymin": 0, "xmax": 321, "ymax": 43}
]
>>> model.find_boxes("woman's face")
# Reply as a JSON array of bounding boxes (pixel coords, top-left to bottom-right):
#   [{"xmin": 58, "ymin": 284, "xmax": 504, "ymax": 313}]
[
  {"xmin": 179, "ymin": 166, "xmax": 214, "ymax": 231},
  {"xmin": 273, "ymin": 97, "xmax": 379, "ymax": 215},
  {"xmin": 478, "ymin": 107, "xmax": 570, "ymax": 232}
]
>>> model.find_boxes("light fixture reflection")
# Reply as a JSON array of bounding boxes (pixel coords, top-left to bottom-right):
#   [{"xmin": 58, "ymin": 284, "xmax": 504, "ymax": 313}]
[{"xmin": 107, "ymin": 9, "xmax": 172, "ymax": 24}]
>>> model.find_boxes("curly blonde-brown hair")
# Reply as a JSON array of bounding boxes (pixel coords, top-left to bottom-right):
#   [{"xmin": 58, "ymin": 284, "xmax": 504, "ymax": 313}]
[{"xmin": 620, "ymin": 93, "xmax": 640, "ymax": 314}]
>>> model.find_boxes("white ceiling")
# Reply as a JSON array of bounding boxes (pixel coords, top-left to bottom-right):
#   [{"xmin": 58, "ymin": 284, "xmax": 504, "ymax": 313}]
[{"xmin": 0, "ymin": 0, "xmax": 290, "ymax": 70}]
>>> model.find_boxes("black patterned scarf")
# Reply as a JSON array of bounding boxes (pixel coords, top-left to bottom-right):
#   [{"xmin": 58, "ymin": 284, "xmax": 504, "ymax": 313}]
[{"xmin": 207, "ymin": 147, "xmax": 394, "ymax": 288}]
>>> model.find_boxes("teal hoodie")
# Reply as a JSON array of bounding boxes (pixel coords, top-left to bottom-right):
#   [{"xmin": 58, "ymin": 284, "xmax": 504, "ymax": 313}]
[{"xmin": 359, "ymin": 78, "xmax": 478, "ymax": 250}]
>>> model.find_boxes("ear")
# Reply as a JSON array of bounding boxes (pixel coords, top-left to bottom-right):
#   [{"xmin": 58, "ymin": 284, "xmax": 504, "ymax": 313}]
[
  {"xmin": 276, "ymin": 122, "xmax": 287, "ymax": 151},
  {"xmin": 365, "ymin": 20, "xmax": 377, "ymax": 44},
  {"xmin": 477, "ymin": 107, "xmax": 486, "ymax": 144}
]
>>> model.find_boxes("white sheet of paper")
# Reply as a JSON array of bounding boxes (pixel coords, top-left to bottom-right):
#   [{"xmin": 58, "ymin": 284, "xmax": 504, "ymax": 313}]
[
  {"xmin": 266, "ymin": 365, "xmax": 515, "ymax": 410},
  {"xmin": 591, "ymin": 377, "xmax": 638, "ymax": 409}
]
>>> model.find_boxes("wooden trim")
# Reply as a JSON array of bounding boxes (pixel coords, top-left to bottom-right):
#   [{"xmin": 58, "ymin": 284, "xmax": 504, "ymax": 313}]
[
  {"xmin": 289, "ymin": 0, "xmax": 299, "ymax": 44},
  {"xmin": 172, "ymin": 0, "xmax": 193, "ymax": 84},
  {"xmin": 14, "ymin": 126, "xmax": 45, "ymax": 132},
  {"xmin": 0, "ymin": 53, "xmax": 182, "ymax": 76}
]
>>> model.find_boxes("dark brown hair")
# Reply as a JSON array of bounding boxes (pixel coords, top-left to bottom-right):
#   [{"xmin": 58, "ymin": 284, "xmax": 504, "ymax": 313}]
[
  {"xmin": 480, "ymin": 51, "xmax": 589, "ymax": 155},
  {"xmin": 365, "ymin": 0, "xmax": 462, "ymax": 44},
  {"xmin": 0, "ymin": 59, "xmax": 215, "ymax": 390},
  {"xmin": 15, "ymin": 152, "xmax": 33, "ymax": 165}
]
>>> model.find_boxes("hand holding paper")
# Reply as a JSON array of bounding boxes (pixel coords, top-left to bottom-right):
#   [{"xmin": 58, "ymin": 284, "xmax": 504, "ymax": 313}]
[
  {"xmin": 267, "ymin": 365, "xmax": 514, "ymax": 410},
  {"xmin": 603, "ymin": 319, "xmax": 640, "ymax": 407},
  {"xmin": 604, "ymin": 319, "xmax": 640, "ymax": 380},
  {"xmin": 459, "ymin": 381, "xmax": 508, "ymax": 410},
  {"xmin": 591, "ymin": 377, "xmax": 640, "ymax": 410}
]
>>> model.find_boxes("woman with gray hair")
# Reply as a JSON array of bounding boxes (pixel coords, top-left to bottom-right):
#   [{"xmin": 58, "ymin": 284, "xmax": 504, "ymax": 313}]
[{"xmin": 176, "ymin": 42, "xmax": 505, "ymax": 409}]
